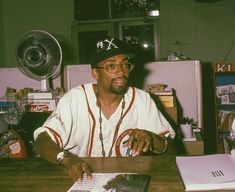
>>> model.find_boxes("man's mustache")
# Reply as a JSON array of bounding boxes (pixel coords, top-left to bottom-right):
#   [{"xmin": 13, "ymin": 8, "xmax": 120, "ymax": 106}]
[{"xmin": 111, "ymin": 76, "xmax": 128, "ymax": 83}]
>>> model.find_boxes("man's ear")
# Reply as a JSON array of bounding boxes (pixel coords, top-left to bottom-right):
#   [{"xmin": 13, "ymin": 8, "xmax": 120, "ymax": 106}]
[{"xmin": 92, "ymin": 68, "xmax": 98, "ymax": 80}]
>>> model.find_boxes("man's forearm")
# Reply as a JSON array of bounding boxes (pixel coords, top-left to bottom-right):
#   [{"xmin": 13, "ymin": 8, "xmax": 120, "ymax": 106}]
[
  {"xmin": 34, "ymin": 131, "xmax": 93, "ymax": 181},
  {"xmin": 34, "ymin": 131, "xmax": 64, "ymax": 164}
]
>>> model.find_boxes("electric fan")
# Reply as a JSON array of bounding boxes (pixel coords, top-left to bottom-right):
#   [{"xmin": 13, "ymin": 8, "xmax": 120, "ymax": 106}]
[{"xmin": 16, "ymin": 30, "xmax": 62, "ymax": 91}]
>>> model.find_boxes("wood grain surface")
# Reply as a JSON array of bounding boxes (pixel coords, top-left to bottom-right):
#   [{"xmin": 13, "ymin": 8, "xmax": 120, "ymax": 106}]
[{"xmin": 0, "ymin": 155, "xmax": 184, "ymax": 192}]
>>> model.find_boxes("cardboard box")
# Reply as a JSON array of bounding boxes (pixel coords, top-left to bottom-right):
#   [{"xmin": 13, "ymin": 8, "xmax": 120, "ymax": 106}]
[
  {"xmin": 158, "ymin": 95, "xmax": 176, "ymax": 107},
  {"xmin": 183, "ymin": 132, "xmax": 204, "ymax": 155},
  {"xmin": 164, "ymin": 106, "xmax": 178, "ymax": 124},
  {"xmin": 145, "ymin": 84, "xmax": 165, "ymax": 93}
]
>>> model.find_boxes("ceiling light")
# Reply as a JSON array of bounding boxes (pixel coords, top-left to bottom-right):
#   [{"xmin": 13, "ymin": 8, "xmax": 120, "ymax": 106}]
[{"xmin": 148, "ymin": 10, "xmax": 159, "ymax": 17}]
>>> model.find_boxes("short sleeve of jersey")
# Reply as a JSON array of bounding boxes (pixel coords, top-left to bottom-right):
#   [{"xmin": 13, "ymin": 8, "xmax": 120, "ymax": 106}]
[
  {"xmin": 133, "ymin": 89, "xmax": 175, "ymax": 138},
  {"xmin": 34, "ymin": 88, "xmax": 80, "ymax": 147}
]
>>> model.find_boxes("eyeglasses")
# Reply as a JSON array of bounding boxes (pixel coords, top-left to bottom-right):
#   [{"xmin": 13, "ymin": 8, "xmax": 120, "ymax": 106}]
[{"xmin": 95, "ymin": 62, "xmax": 135, "ymax": 74}]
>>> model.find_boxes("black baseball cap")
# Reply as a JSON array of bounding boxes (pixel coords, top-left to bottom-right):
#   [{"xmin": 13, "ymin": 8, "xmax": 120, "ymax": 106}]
[{"xmin": 91, "ymin": 37, "xmax": 135, "ymax": 68}]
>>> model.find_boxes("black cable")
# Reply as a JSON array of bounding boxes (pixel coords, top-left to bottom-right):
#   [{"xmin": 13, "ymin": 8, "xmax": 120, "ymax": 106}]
[{"xmin": 223, "ymin": 38, "xmax": 235, "ymax": 62}]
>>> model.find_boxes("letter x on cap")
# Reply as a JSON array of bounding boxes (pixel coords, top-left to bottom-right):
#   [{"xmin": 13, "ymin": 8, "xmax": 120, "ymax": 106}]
[{"xmin": 91, "ymin": 37, "xmax": 134, "ymax": 68}]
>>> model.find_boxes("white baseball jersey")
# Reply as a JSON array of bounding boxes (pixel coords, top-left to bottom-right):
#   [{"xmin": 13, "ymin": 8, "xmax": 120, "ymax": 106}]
[{"xmin": 34, "ymin": 83, "xmax": 175, "ymax": 157}]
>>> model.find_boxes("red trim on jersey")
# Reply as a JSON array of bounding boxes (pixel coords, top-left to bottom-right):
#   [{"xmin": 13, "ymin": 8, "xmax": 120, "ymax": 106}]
[
  {"xmin": 82, "ymin": 85, "xmax": 136, "ymax": 157},
  {"xmin": 111, "ymin": 87, "xmax": 135, "ymax": 156},
  {"xmin": 45, "ymin": 126, "xmax": 63, "ymax": 147},
  {"xmin": 122, "ymin": 87, "xmax": 135, "ymax": 118},
  {"xmin": 82, "ymin": 84, "xmax": 96, "ymax": 157}
]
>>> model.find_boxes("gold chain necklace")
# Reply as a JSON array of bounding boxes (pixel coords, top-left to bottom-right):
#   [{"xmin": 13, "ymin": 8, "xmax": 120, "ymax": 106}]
[{"xmin": 96, "ymin": 92, "xmax": 125, "ymax": 157}]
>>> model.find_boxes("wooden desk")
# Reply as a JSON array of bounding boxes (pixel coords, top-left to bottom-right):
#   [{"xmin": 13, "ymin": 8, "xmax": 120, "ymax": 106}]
[{"xmin": 0, "ymin": 155, "xmax": 184, "ymax": 192}]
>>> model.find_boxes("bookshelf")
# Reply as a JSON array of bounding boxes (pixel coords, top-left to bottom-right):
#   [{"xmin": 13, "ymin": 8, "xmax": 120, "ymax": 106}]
[{"xmin": 213, "ymin": 63, "xmax": 235, "ymax": 153}]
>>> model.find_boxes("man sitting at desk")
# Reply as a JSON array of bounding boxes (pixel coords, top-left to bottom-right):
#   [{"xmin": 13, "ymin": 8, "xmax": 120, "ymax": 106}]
[{"xmin": 34, "ymin": 37, "xmax": 176, "ymax": 181}]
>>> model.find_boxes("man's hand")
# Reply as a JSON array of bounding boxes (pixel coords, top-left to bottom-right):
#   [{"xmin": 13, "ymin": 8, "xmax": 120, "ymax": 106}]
[
  {"xmin": 34, "ymin": 132, "xmax": 93, "ymax": 182},
  {"xmin": 123, "ymin": 128, "xmax": 168, "ymax": 156},
  {"xmin": 62, "ymin": 152, "xmax": 93, "ymax": 182},
  {"xmin": 123, "ymin": 129, "xmax": 154, "ymax": 156}
]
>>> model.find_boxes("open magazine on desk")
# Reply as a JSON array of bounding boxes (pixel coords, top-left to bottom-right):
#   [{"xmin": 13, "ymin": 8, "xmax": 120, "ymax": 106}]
[
  {"xmin": 67, "ymin": 173, "xmax": 151, "ymax": 192},
  {"xmin": 176, "ymin": 149, "xmax": 235, "ymax": 191}
]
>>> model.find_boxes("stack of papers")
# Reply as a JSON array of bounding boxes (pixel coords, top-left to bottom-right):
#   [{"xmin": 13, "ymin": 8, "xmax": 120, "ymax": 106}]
[{"xmin": 176, "ymin": 150, "xmax": 235, "ymax": 191}]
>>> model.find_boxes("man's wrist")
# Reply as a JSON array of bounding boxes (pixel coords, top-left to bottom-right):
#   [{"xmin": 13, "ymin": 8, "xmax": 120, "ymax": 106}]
[
  {"xmin": 56, "ymin": 150, "xmax": 68, "ymax": 165},
  {"xmin": 152, "ymin": 136, "xmax": 168, "ymax": 154}
]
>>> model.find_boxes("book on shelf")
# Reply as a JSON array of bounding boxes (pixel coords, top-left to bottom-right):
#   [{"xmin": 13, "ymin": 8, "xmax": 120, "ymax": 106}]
[
  {"xmin": 144, "ymin": 83, "xmax": 165, "ymax": 93},
  {"xmin": 67, "ymin": 173, "xmax": 151, "ymax": 192},
  {"xmin": 216, "ymin": 84, "xmax": 235, "ymax": 104},
  {"xmin": 144, "ymin": 84, "xmax": 174, "ymax": 96},
  {"xmin": 154, "ymin": 88, "xmax": 174, "ymax": 96},
  {"xmin": 176, "ymin": 149, "xmax": 235, "ymax": 191},
  {"xmin": 0, "ymin": 101, "xmax": 16, "ymax": 108},
  {"xmin": 0, "ymin": 99, "xmax": 17, "ymax": 113}
]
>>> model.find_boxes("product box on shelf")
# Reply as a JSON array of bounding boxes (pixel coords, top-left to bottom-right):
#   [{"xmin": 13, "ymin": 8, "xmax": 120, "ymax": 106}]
[{"xmin": 28, "ymin": 99, "xmax": 56, "ymax": 112}]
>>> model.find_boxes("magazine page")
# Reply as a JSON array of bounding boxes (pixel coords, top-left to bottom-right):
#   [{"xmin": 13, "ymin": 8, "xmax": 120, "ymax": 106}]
[{"xmin": 67, "ymin": 173, "xmax": 151, "ymax": 192}]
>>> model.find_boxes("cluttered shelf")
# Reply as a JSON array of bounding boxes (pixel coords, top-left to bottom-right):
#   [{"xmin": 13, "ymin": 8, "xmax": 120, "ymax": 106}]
[{"xmin": 213, "ymin": 63, "xmax": 235, "ymax": 154}]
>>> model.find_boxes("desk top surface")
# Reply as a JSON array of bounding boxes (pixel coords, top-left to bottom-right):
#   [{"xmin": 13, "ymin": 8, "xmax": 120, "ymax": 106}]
[{"xmin": 0, "ymin": 155, "xmax": 183, "ymax": 192}]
